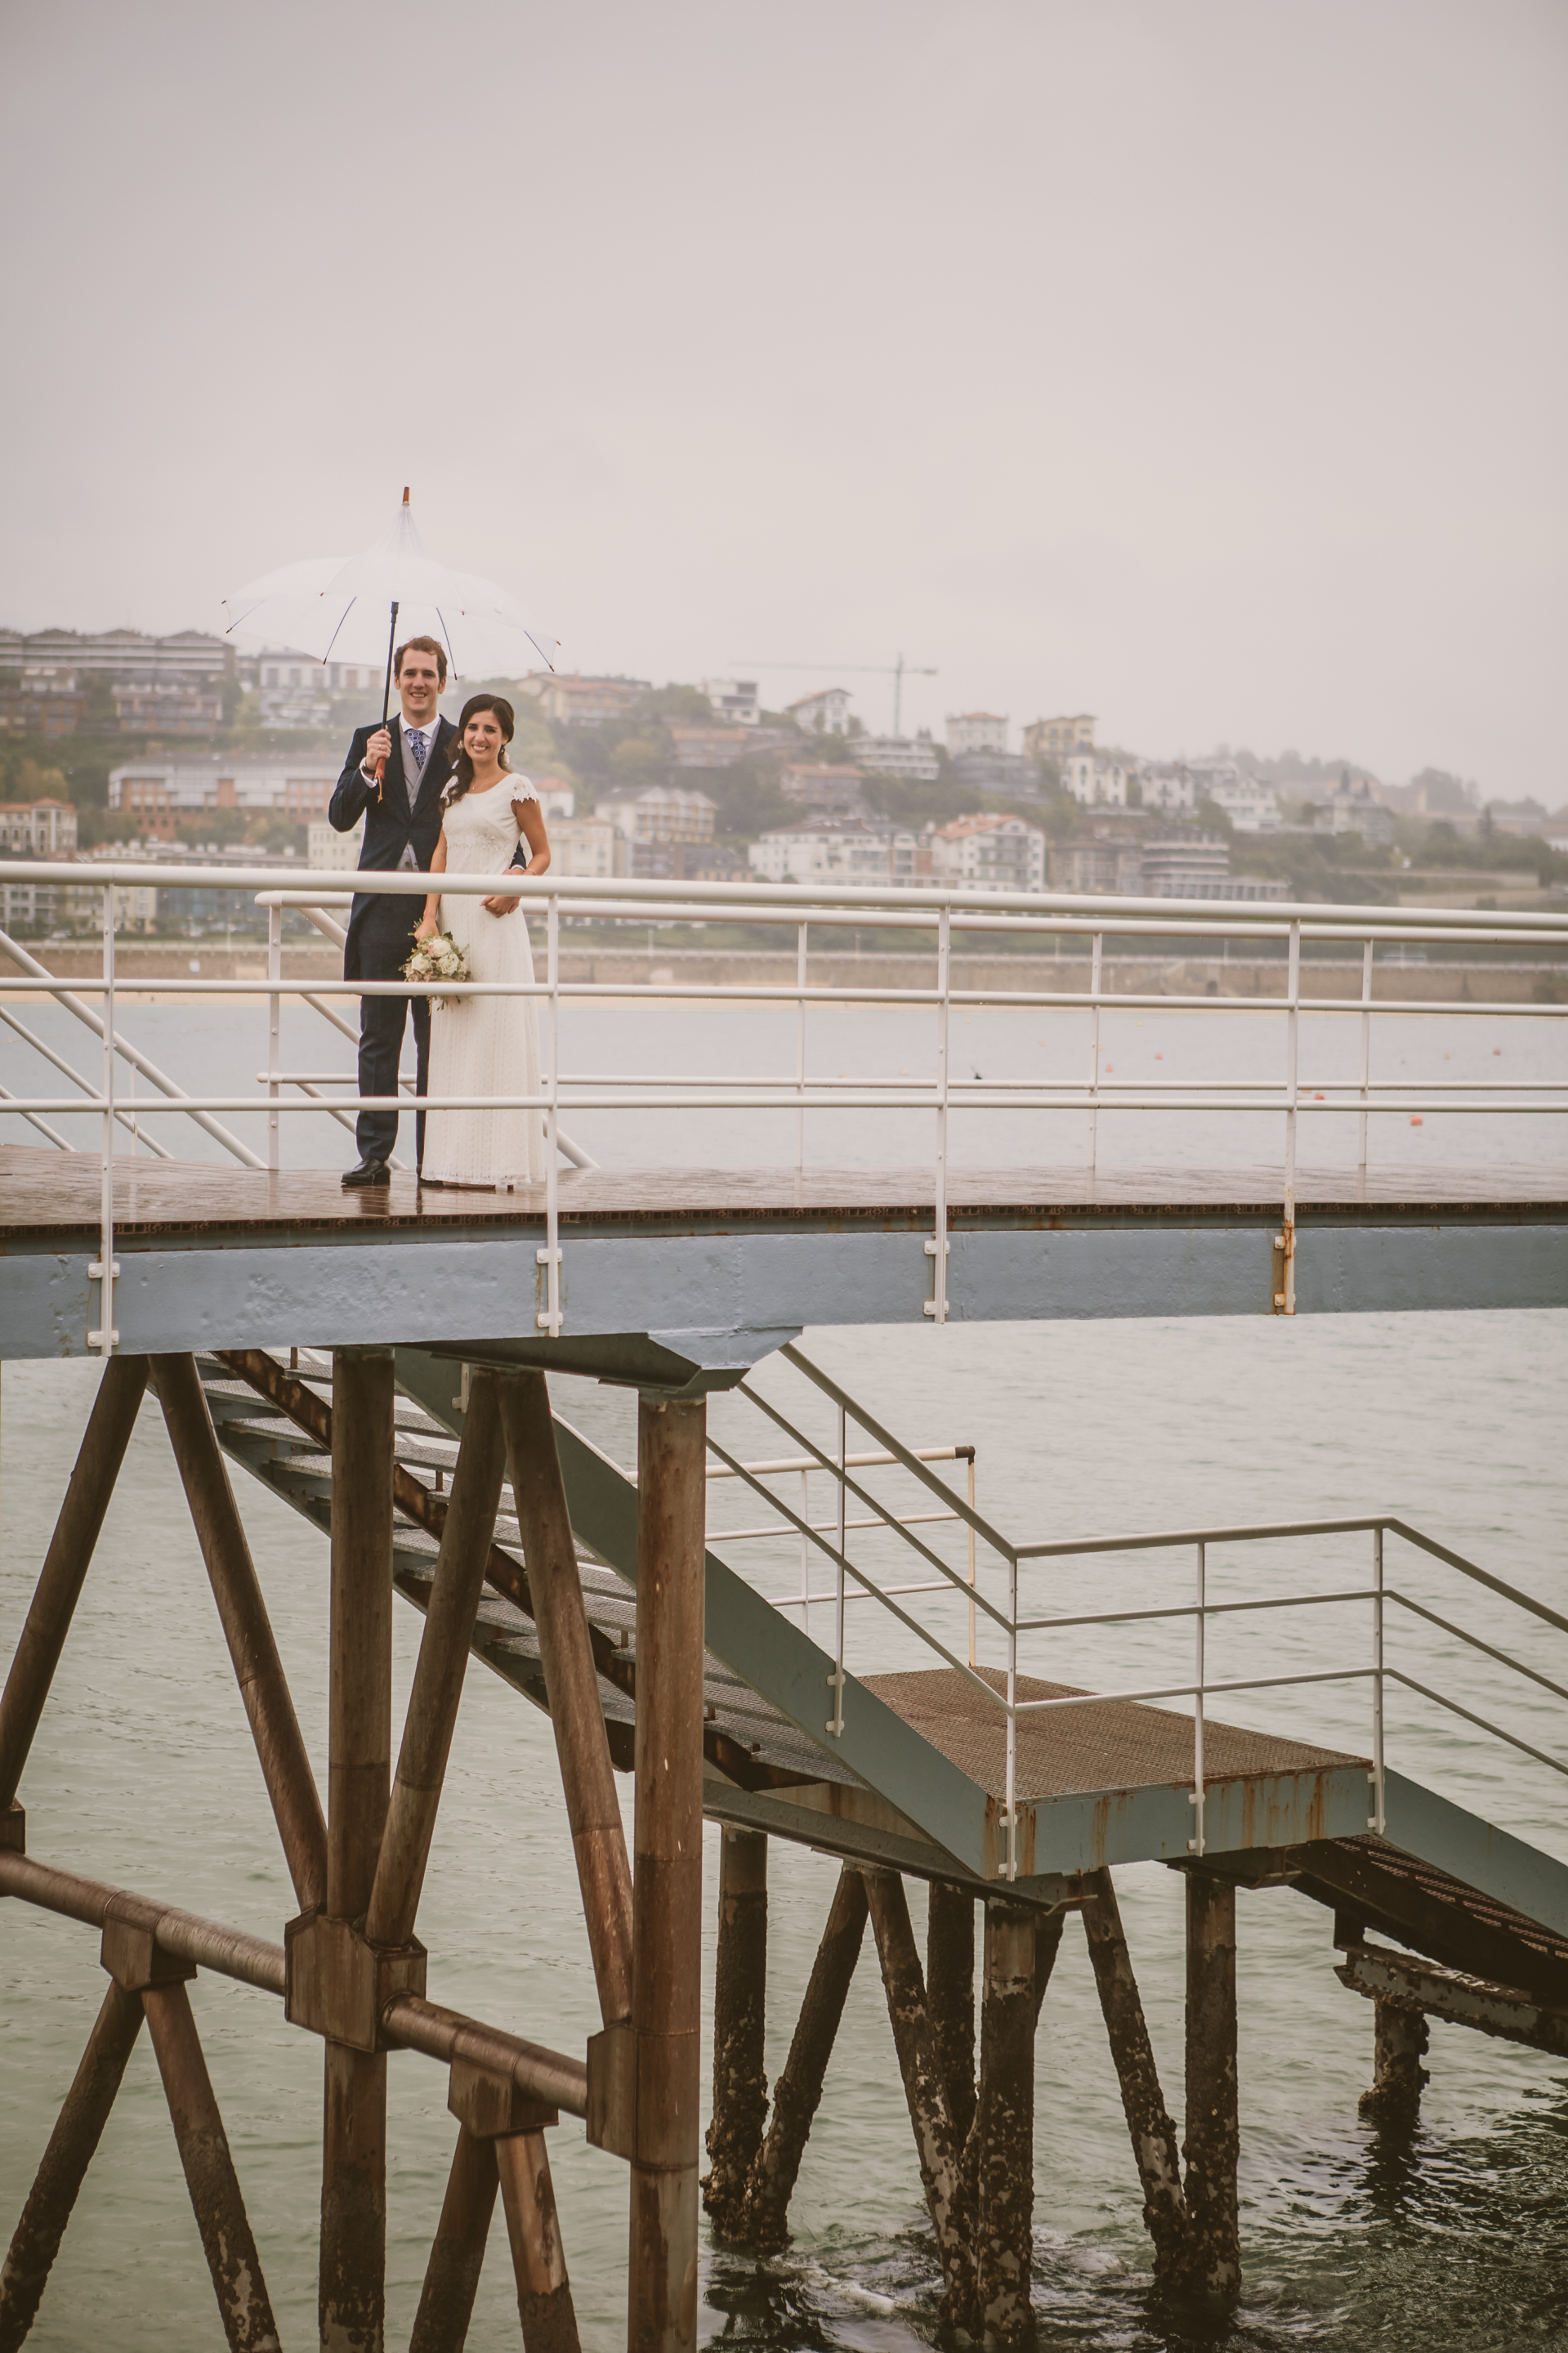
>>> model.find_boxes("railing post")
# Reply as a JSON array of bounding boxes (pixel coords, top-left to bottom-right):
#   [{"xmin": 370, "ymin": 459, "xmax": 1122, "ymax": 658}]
[
  {"xmin": 798, "ymin": 1465, "xmax": 811, "ymax": 1642},
  {"xmin": 1357, "ymin": 934, "xmax": 1373, "ymax": 1184},
  {"xmin": 266, "ymin": 899, "xmax": 282, "ymax": 1173},
  {"xmin": 89, "ymin": 883, "xmax": 118, "ymax": 1355},
  {"xmin": 1188, "ymin": 1541, "xmax": 1206, "ymax": 1857},
  {"xmin": 1088, "ymin": 930, "xmax": 1103, "ymax": 1175},
  {"xmin": 1005, "ymin": 1551, "xmax": 1018, "ymax": 1881},
  {"xmin": 1370, "ymin": 1524, "xmax": 1385, "ymax": 1835},
  {"xmin": 967, "ymin": 1448, "xmax": 977, "ymax": 1671},
  {"xmin": 537, "ymin": 892, "xmax": 563, "ymax": 1337},
  {"xmin": 925, "ymin": 903, "xmax": 950, "ymax": 1322},
  {"xmin": 795, "ymin": 919, "xmax": 807, "ymax": 1172},
  {"xmin": 1283, "ymin": 919, "xmax": 1300, "ymax": 1311},
  {"xmin": 827, "ymin": 1400, "xmax": 847, "ymax": 1738}
]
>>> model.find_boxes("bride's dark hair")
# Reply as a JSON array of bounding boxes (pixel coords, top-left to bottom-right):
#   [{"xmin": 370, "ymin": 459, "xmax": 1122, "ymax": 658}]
[{"xmin": 445, "ymin": 694, "xmax": 516, "ymax": 800}]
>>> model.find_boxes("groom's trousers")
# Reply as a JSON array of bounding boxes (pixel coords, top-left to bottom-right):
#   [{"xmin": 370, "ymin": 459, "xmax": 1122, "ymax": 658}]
[{"xmin": 356, "ymin": 974, "xmax": 429, "ymax": 1168}]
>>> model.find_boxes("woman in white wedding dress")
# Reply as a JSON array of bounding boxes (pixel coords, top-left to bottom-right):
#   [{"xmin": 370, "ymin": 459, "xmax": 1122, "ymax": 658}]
[{"xmin": 414, "ymin": 694, "xmax": 550, "ymax": 1188}]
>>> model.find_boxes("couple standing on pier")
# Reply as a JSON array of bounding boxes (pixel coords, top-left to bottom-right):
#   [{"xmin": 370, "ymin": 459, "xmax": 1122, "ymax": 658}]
[{"xmin": 330, "ymin": 636, "xmax": 552, "ymax": 1191}]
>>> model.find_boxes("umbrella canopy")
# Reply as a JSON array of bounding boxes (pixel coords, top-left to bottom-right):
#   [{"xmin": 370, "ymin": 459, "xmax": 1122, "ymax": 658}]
[{"xmin": 221, "ymin": 490, "xmax": 557, "ymax": 682}]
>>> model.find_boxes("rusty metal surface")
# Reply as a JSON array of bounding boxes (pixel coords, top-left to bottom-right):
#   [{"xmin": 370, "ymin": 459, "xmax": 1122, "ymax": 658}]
[
  {"xmin": 408, "ymin": 2126, "xmax": 500, "ymax": 2353},
  {"xmin": 150, "ymin": 1353, "xmax": 328, "ymax": 1916},
  {"xmin": 703, "ymin": 1829, "xmax": 769, "ymax": 2239},
  {"xmin": 1079, "ymin": 1868, "xmax": 1189, "ymax": 2281},
  {"xmin": 864, "ymin": 1868, "xmax": 972, "ymax": 2326},
  {"xmin": 863, "ymin": 1664, "xmax": 1364, "ymax": 1801},
  {"xmin": 141, "ymin": 1979, "xmax": 282, "ymax": 2353},
  {"xmin": 972, "ymin": 1899, "xmax": 1038, "ymax": 2345},
  {"xmin": 739, "ymin": 1864, "xmax": 869, "ymax": 2250},
  {"xmin": 1182, "ymin": 1873, "xmax": 1241, "ymax": 2299},
  {"xmin": 1338, "ymin": 1940, "xmax": 1568, "ymax": 2060},
  {"xmin": 0, "ymin": 1978, "xmax": 145, "ymax": 2349}
]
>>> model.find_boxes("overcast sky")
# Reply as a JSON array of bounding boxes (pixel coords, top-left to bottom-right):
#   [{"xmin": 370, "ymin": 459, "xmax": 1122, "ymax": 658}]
[{"xmin": 4, "ymin": 2, "xmax": 1564, "ymax": 794}]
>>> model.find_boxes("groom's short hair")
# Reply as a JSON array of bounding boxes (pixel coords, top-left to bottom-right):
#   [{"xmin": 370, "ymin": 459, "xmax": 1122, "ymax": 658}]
[{"xmin": 393, "ymin": 635, "xmax": 448, "ymax": 685}]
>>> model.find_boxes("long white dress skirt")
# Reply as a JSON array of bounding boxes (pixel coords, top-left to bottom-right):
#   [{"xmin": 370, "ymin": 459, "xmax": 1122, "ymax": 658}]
[{"xmin": 421, "ymin": 780, "xmax": 546, "ymax": 1187}]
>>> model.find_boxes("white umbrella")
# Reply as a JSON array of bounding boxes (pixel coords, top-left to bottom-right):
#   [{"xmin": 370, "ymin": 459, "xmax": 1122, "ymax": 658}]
[{"xmin": 221, "ymin": 489, "xmax": 558, "ymax": 707}]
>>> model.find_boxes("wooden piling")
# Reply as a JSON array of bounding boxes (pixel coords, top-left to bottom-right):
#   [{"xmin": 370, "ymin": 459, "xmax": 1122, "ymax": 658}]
[
  {"xmin": 973, "ymin": 1898, "xmax": 1038, "ymax": 2345},
  {"xmin": 151, "ymin": 1353, "xmax": 327, "ymax": 1914},
  {"xmin": 628, "ymin": 1393, "xmax": 707, "ymax": 2353},
  {"xmin": 1358, "ymin": 1998, "xmax": 1430, "ymax": 2123},
  {"xmin": 320, "ymin": 1346, "xmax": 395, "ymax": 2353},
  {"xmin": 1079, "ymin": 1867, "xmax": 1189, "ymax": 2281},
  {"xmin": 498, "ymin": 1372, "xmax": 634, "ymax": 2029},
  {"xmin": 927, "ymin": 1881, "xmax": 976, "ymax": 2146},
  {"xmin": 496, "ymin": 2132, "xmax": 580, "ymax": 2353},
  {"xmin": 1182, "ymin": 1872, "xmax": 1240, "ymax": 2298},
  {"xmin": 863, "ymin": 1869, "xmax": 971, "ymax": 2320},
  {"xmin": 0, "ymin": 1355, "xmax": 148, "ymax": 1810},
  {"xmin": 365, "ymin": 1371, "xmax": 507, "ymax": 1948},
  {"xmin": 0, "ymin": 1979, "xmax": 144, "ymax": 2351},
  {"xmin": 141, "ymin": 1979, "xmax": 281, "ymax": 2353},
  {"xmin": 703, "ymin": 1827, "xmax": 769, "ymax": 2239},
  {"xmin": 739, "ymin": 1863, "xmax": 868, "ymax": 2250},
  {"xmin": 409, "ymin": 2128, "xmax": 500, "ymax": 2353}
]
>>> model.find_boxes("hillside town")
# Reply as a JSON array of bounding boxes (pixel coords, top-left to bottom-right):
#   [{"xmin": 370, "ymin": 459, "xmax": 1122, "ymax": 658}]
[{"xmin": 2, "ymin": 624, "xmax": 1565, "ymax": 938}]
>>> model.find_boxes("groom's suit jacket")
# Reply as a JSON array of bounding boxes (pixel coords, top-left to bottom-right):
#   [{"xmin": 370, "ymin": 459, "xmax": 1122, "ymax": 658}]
[{"xmin": 329, "ymin": 714, "xmax": 456, "ymax": 980}]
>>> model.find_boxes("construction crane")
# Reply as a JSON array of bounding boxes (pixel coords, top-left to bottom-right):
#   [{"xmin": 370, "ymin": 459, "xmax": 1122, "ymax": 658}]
[{"xmin": 730, "ymin": 654, "xmax": 938, "ymax": 736}]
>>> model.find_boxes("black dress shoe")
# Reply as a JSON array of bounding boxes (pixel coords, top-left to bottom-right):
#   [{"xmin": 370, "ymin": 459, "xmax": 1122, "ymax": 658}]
[{"xmin": 342, "ymin": 1158, "xmax": 391, "ymax": 1189}]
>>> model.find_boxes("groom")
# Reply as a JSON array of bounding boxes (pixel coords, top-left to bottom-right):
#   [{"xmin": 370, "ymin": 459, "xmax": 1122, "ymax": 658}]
[{"xmin": 330, "ymin": 635, "xmax": 455, "ymax": 1188}]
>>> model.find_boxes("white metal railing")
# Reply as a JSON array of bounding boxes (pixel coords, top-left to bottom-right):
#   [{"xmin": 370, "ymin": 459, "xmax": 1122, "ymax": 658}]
[
  {"xmin": 2, "ymin": 861, "xmax": 1566, "ymax": 1353},
  {"xmin": 713, "ymin": 1344, "xmax": 1568, "ymax": 1879}
]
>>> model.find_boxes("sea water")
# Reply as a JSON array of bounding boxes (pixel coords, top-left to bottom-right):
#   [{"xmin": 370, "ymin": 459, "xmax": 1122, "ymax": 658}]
[{"xmin": 0, "ymin": 992, "xmax": 1564, "ymax": 2349}]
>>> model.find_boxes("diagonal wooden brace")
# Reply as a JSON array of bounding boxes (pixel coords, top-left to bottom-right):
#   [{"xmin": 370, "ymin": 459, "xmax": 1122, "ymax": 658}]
[{"xmin": 150, "ymin": 1353, "xmax": 328, "ymax": 1913}]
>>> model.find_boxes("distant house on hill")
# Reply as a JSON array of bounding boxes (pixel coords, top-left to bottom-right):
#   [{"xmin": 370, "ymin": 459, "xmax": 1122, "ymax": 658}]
[{"xmin": 787, "ymin": 687, "xmax": 853, "ymax": 737}]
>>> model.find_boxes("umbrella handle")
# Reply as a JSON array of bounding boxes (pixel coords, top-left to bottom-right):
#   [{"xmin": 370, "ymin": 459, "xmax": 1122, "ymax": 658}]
[{"xmin": 372, "ymin": 750, "xmax": 387, "ymax": 803}]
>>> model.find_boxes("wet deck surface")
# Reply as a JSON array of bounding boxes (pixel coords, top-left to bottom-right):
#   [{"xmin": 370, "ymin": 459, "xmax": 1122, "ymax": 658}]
[
  {"xmin": 863, "ymin": 1666, "xmax": 1364, "ymax": 1801},
  {"xmin": 3, "ymin": 1143, "xmax": 1563, "ymax": 1240}
]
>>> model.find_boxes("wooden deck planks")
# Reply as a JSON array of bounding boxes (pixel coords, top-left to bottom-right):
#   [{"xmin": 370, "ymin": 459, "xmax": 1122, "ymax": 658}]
[{"xmin": 2, "ymin": 1143, "xmax": 1563, "ymax": 1242}]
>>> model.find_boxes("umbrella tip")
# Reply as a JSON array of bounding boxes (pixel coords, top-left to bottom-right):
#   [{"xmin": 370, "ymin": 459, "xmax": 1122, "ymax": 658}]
[{"xmin": 401, "ymin": 485, "xmax": 409, "ymax": 504}]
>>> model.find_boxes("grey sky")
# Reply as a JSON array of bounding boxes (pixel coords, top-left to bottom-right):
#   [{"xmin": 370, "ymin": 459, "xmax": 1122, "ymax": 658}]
[{"xmin": 5, "ymin": 1, "xmax": 1564, "ymax": 794}]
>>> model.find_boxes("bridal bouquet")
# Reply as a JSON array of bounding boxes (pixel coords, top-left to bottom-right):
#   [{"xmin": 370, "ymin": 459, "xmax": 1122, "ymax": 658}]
[{"xmin": 402, "ymin": 929, "xmax": 471, "ymax": 1013}]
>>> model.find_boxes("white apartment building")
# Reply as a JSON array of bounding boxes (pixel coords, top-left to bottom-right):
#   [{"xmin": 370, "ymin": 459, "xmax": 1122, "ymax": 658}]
[
  {"xmin": 1185, "ymin": 760, "xmax": 1281, "ymax": 832},
  {"xmin": 748, "ymin": 817, "xmax": 914, "ymax": 887},
  {"xmin": 787, "ymin": 687, "xmax": 853, "ymax": 737},
  {"xmin": 1309, "ymin": 779, "xmax": 1395, "ymax": 846},
  {"xmin": 853, "ymin": 731, "xmax": 940, "ymax": 781},
  {"xmin": 700, "ymin": 678, "xmax": 760, "ymax": 726},
  {"xmin": 1136, "ymin": 763, "xmax": 1198, "ymax": 816},
  {"xmin": 256, "ymin": 646, "xmax": 384, "ymax": 727},
  {"xmin": 945, "ymin": 712, "xmax": 1008, "ymax": 757},
  {"xmin": 0, "ymin": 797, "xmax": 78, "ymax": 853},
  {"xmin": 596, "ymin": 783, "xmax": 716, "ymax": 847},
  {"xmin": 522, "ymin": 673, "xmax": 651, "ymax": 727},
  {"xmin": 1062, "ymin": 751, "xmax": 1128, "ymax": 808},
  {"xmin": 929, "ymin": 813, "xmax": 1046, "ymax": 894}
]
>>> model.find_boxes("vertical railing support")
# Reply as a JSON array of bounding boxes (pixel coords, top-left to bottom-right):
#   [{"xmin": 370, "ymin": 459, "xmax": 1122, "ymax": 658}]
[
  {"xmin": 538, "ymin": 892, "xmax": 563, "ymax": 1335},
  {"xmin": 1189, "ymin": 1540, "xmax": 1207, "ymax": 1857},
  {"xmin": 925, "ymin": 904, "xmax": 950, "ymax": 1322},
  {"xmin": 1004, "ymin": 1552, "xmax": 1019, "ymax": 1880},
  {"xmin": 89, "ymin": 883, "xmax": 118, "ymax": 1354},
  {"xmin": 1282, "ymin": 919, "xmax": 1301, "ymax": 1313},
  {"xmin": 628, "ymin": 1393, "xmax": 707, "ymax": 2353},
  {"xmin": 266, "ymin": 899, "xmax": 282, "ymax": 1173},
  {"xmin": 828, "ymin": 1401, "xmax": 847, "ymax": 1738},
  {"xmin": 1370, "ymin": 1524, "xmax": 1386, "ymax": 1835},
  {"xmin": 795, "ymin": 919, "xmax": 807, "ymax": 1172},
  {"xmin": 1088, "ymin": 930, "xmax": 1103, "ymax": 1175},
  {"xmin": 319, "ymin": 1345, "xmax": 395, "ymax": 2353},
  {"xmin": 1357, "ymin": 933, "xmax": 1373, "ymax": 1184}
]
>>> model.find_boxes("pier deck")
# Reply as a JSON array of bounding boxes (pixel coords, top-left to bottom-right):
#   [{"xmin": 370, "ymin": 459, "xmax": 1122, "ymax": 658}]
[{"xmin": 3, "ymin": 1145, "xmax": 1565, "ymax": 1367}]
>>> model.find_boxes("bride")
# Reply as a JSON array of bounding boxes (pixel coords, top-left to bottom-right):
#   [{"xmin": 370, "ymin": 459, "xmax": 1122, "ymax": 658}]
[{"xmin": 414, "ymin": 693, "xmax": 550, "ymax": 1188}]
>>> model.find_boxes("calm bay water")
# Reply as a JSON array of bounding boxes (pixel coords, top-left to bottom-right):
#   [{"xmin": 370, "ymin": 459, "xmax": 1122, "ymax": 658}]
[{"xmin": 1, "ymin": 992, "xmax": 1565, "ymax": 2348}]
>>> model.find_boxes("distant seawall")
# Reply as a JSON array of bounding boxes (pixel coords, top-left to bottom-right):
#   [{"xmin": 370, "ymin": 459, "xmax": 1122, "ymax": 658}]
[{"xmin": 5, "ymin": 942, "xmax": 1561, "ymax": 1001}]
